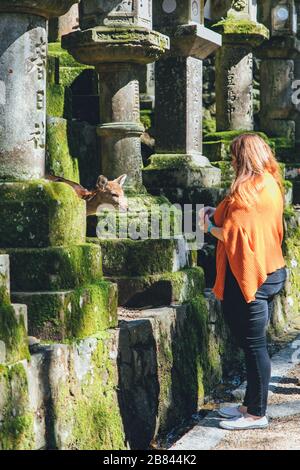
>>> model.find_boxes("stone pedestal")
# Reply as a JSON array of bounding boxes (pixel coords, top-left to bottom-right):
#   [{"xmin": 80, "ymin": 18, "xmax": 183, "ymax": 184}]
[
  {"xmin": 143, "ymin": 1, "xmax": 222, "ymax": 193},
  {"xmin": 62, "ymin": 1, "xmax": 169, "ymax": 192},
  {"xmin": 214, "ymin": 2, "xmax": 269, "ymax": 131}
]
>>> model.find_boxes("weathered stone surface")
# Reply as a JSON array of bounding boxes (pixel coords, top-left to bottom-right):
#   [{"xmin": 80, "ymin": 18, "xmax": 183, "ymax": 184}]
[
  {"xmin": 261, "ymin": 59, "xmax": 295, "ymax": 120},
  {"xmin": 0, "ymin": 360, "xmax": 35, "ymax": 450},
  {"xmin": 106, "ymin": 267, "xmax": 205, "ymax": 307},
  {"xmin": 0, "ymin": 254, "xmax": 10, "ymax": 300},
  {"xmin": 96, "ymin": 62, "xmax": 145, "ymax": 190},
  {"xmin": 12, "ymin": 281, "xmax": 118, "ymax": 341},
  {"xmin": 62, "ymin": 27, "xmax": 170, "ymax": 65},
  {"xmin": 5, "ymin": 244, "xmax": 103, "ymax": 292},
  {"xmin": 0, "ymin": 0, "xmax": 78, "ymax": 19},
  {"xmin": 0, "ymin": 299, "xmax": 29, "ymax": 364},
  {"xmin": 216, "ymin": 45, "xmax": 254, "ymax": 131},
  {"xmin": 79, "ymin": 0, "xmax": 152, "ymax": 29},
  {"xmin": 88, "ymin": 237, "xmax": 188, "ymax": 276},
  {"xmin": 0, "ymin": 14, "xmax": 47, "ymax": 180},
  {"xmin": 0, "ymin": 181, "xmax": 86, "ymax": 248},
  {"xmin": 143, "ymin": 154, "xmax": 221, "ymax": 189},
  {"xmin": 49, "ymin": 3, "xmax": 79, "ymax": 42}
]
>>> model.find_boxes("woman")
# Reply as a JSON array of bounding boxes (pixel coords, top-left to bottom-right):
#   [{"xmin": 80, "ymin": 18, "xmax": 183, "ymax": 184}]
[{"xmin": 199, "ymin": 134, "xmax": 287, "ymax": 430}]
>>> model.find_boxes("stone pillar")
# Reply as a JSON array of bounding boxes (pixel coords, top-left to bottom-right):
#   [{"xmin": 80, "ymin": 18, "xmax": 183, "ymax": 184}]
[
  {"xmin": 214, "ymin": 0, "xmax": 269, "ymax": 131},
  {"xmin": 49, "ymin": 3, "xmax": 79, "ymax": 42},
  {"xmin": 62, "ymin": 0, "xmax": 169, "ymax": 192},
  {"xmin": 0, "ymin": 0, "xmax": 79, "ymax": 181},
  {"xmin": 257, "ymin": 0, "xmax": 298, "ymax": 147},
  {"xmin": 143, "ymin": 0, "xmax": 222, "ymax": 192}
]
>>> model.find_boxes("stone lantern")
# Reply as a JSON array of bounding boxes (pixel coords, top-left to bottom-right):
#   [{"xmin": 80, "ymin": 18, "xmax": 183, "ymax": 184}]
[
  {"xmin": 62, "ymin": 0, "xmax": 169, "ymax": 192},
  {"xmin": 258, "ymin": 0, "xmax": 299, "ymax": 145},
  {"xmin": 142, "ymin": 0, "xmax": 222, "ymax": 194},
  {"xmin": 214, "ymin": 0, "xmax": 269, "ymax": 132},
  {"xmin": 0, "ymin": 0, "xmax": 78, "ymax": 181}
]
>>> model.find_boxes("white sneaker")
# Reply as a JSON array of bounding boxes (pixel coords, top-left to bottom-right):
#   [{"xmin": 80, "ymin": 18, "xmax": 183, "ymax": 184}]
[
  {"xmin": 217, "ymin": 405, "xmax": 244, "ymax": 419},
  {"xmin": 219, "ymin": 415, "xmax": 269, "ymax": 430}
]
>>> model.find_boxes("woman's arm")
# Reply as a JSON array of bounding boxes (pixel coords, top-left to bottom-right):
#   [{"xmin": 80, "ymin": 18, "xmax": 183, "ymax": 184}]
[
  {"xmin": 199, "ymin": 211, "xmax": 225, "ymax": 242},
  {"xmin": 209, "ymin": 225, "xmax": 224, "ymax": 242}
]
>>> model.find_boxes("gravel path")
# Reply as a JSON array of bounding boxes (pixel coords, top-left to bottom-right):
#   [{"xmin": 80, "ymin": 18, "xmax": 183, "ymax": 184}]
[{"xmin": 213, "ymin": 364, "xmax": 300, "ymax": 450}]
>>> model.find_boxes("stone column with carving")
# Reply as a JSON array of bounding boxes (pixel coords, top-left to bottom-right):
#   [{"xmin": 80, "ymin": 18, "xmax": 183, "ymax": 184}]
[
  {"xmin": 143, "ymin": 0, "xmax": 222, "ymax": 193},
  {"xmin": 214, "ymin": 0, "xmax": 269, "ymax": 132},
  {"xmin": 258, "ymin": 0, "xmax": 299, "ymax": 149},
  {"xmin": 0, "ymin": 0, "xmax": 79, "ymax": 181},
  {"xmin": 62, "ymin": 0, "xmax": 169, "ymax": 192}
]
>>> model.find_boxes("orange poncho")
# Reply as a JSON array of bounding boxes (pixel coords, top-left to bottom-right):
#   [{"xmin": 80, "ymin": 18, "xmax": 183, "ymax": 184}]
[{"xmin": 212, "ymin": 171, "xmax": 286, "ymax": 304}]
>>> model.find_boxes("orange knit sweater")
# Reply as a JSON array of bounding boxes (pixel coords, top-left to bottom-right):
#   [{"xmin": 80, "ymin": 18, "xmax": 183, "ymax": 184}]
[{"xmin": 212, "ymin": 170, "xmax": 286, "ymax": 304}]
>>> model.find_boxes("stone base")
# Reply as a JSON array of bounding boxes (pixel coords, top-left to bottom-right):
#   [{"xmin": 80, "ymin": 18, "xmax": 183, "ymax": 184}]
[
  {"xmin": 105, "ymin": 267, "xmax": 205, "ymax": 308},
  {"xmin": 142, "ymin": 154, "xmax": 221, "ymax": 189},
  {"xmin": 0, "ymin": 181, "xmax": 86, "ymax": 248},
  {"xmin": 142, "ymin": 186, "xmax": 227, "ymax": 208},
  {"xmin": 4, "ymin": 244, "xmax": 103, "ymax": 292},
  {"xmin": 12, "ymin": 281, "xmax": 118, "ymax": 341},
  {"xmin": 88, "ymin": 238, "xmax": 188, "ymax": 277},
  {"xmin": 61, "ymin": 26, "xmax": 170, "ymax": 65},
  {"xmin": 87, "ymin": 192, "xmax": 184, "ymax": 239},
  {"xmin": 203, "ymin": 130, "xmax": 271, "ymax": 161}
]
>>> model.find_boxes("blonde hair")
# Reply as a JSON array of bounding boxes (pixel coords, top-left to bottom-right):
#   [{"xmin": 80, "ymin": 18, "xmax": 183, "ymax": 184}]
[{"xmin": 227, "ymin": 133, "xmax": 284, "ymax": 208}]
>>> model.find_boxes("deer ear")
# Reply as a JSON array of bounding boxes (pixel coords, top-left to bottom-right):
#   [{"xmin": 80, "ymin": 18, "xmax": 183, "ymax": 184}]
[
  {"xmin": 114, "ymin": 174, "xmax": 127, "ymax": 187},
  {"xmin": 96, "ymin": 175, "xmax": 108, "ymax": 190}
]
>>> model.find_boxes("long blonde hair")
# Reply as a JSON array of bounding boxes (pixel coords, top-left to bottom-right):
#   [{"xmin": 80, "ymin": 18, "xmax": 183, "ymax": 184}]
[{"xmin": 227, "ymin": 134, "xmax": 284, "ymax": 208}]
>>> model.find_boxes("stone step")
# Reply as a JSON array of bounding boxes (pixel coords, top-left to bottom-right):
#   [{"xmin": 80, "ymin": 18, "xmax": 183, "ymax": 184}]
[
  {"xmin": 0, "ymin": 254, "xmax": 10, "ymax": 300},
  {"xmin": 12, "ymin": 281, "xmax": 118, "ymax": 342},
  {"xmin": 5, "ymin": 244, "xmax": 103, "ymax": 292},
  {"xmin": 106, "ymin": 267, "xmax": 205, "ymax": 308},
  {"xmin": 87, "ymin": 237, "xmax": 189, "ymax": 277}
]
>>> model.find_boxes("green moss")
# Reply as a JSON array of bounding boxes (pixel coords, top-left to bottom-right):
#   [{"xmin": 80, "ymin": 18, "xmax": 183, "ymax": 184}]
[
  {"xmin": 46, "ymin": 83, "xmax": 72, "ymax": 118},
  {"xmin": 0, "ymin": 181, "xmax": 86, "ymax": 248},
  {"xmin": 204, "ymin": 129, "xmax": 271, "ymax": 144},
  {"xmin": 51, "ymin": 339, "xmax": 126, "ymax": 450},
  {"xmin": 203, "ymin": 118, "xmax": 217, "ymax": 135},
  {"xmin": 87, "ymin": 238, "xmax": 176, "ymax": 276},
  {"xmin": 0, "ymin": 363, "xmax": 35, "ymax": 450},
  {"xmin": 143, "ymin": 154, "xmax": 191, "ymax": 171},
  {"xmin": 67, "ymin": 282, "xmax": 118, "ymax": 339},
  {"xmin": 46, "ymin": 117, "xmax": 80, "ymax": 181},
  {"xmin": 0, "ymin": 299, "xmax": 29, "ymax": 364},
  {"xmin": 48, "ymin": 42, "xmax": 85, "ymax": 68},
  {"xmin": 5, "ymin": 244, "xmax": 103, "ymax": 292},
  {"xmin": 13, "ymin": 281, "xmax": 118, "ymax": 342},
  {"xmin": 140, "ymin": 110, "xmax": 153, "ymax": 130},
  {"xmin": 213, "ymin": 18, "xmax": 269, "ymax": 41}
]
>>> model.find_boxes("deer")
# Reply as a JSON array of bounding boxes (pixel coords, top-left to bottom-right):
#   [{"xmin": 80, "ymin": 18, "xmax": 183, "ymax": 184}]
[{"xmin": 46, "ymin": 173, "xmax": 128, "ymax": 215}]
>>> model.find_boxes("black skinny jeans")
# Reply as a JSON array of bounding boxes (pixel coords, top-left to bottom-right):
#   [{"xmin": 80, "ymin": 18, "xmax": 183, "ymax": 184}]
[{"xmin": 221, "ymin": 261, "xmax": 287, "ymax": 417}]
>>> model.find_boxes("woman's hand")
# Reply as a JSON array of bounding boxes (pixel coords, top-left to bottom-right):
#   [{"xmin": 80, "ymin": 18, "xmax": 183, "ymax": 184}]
[
  {"xmin": 203, "ymin": 206, "xmax": 216, "ymax": 218},
  {"xmin": 198, "ymin": 206, "xmax": 216, "ymax": 232}
]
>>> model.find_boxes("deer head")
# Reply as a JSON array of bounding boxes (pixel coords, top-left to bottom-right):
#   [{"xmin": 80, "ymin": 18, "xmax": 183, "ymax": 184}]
[
  {"xmin": 86, "ymin": 174, "xmax": 128, "ymax": 216},
  {"xmin": 45, "ymin": 173, "xmax": 128, "ymax": 216}
]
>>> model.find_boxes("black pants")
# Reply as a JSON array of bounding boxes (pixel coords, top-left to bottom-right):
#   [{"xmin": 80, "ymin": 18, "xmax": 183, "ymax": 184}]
[{"xmin": 221, "ymin": 262, "xmax": 287, "ymax": 416}]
